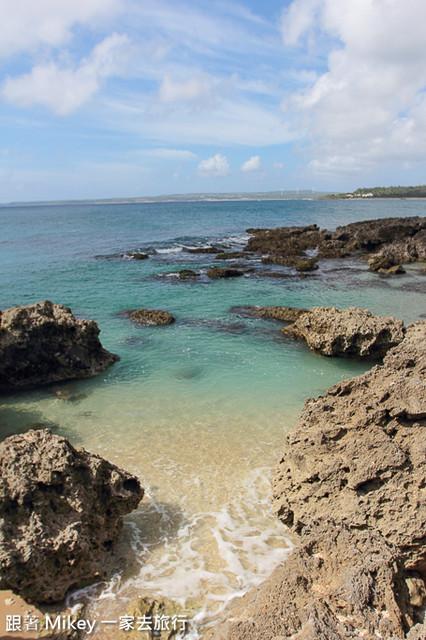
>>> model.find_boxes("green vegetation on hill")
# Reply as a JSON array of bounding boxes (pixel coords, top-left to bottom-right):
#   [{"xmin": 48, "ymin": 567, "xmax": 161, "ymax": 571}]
[{"xmin": 324, "ymin": 185, "xmax": 426, "ymax": 199}]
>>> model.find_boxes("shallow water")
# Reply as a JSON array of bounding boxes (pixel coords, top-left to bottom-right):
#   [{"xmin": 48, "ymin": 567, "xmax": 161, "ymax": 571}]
[{"xmin": 0, "ymin": 198, "xmax": 425, "ymax": 637}]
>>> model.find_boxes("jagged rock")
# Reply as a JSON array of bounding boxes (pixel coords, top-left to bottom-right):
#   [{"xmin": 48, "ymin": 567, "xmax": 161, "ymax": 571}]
[
  {"xmin": 0, "ymin": 301, "xmax": 119, "ymax": 391},
  {"xmin": 206, "ymin": 268, "xmax": 244, "ymax": 278},
  {"xmin": 0, "ymin": 429, "xmax": 143, "ymax": 603},
  {"xmin": 131, "ymin": 253, "xmax": 149, "ymax": 260},
  {"xmin": 368, "ymin": 251, "xmax": 398, "ymax": 271},
  {"xmin": 230, "ymin": 306, "xmax": 308, "ymax": 323},
  {"xmin": 130, "ymin": 309, "xmax": 175, "ymax": 325},
  {"xmin": 273, "ymin": 321, "xmax": 426, "ymax": 573},
  {"xmin": 204, "ymin": 518, "xmax": 413, "ymax": 640},
  {"xmin": 245, "ymin": 216, "xmax": 426, "ymax": 265},
  {"xmin": 281, "ymin": 306, "xmax": 405, "ymax": 358},
  {"xmin": 245, "ymin": 224, "xmax": 323, "ymax": 256}
]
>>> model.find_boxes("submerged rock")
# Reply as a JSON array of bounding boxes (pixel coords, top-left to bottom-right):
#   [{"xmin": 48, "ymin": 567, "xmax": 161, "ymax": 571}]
[
  {"xmin": 230, "ymin": 305, "xmax": 308, "ymax": 323},
  {"xmin": 130, "ymin": 309, "xmax": 175, "ymax": 325},
  {"xmin": 0, "ymin": 301, "xmax": 119, "ymax": 391},
  {"xmin": 204, "ymin": 518, "xmax": 414, "ymax": 640},
  {"xmin": 282, "ymin": 306, "xmax": 405, "ymax": 358},
  {"xmin": 131, "ymin": 253, "xmax": 149, "ymax": 260},
  {"xmin": 273, "ymin": 321, "xmax": 426, "ymax": 573},
  {"xmin": 206, "ymin": 267, "xmax": 244, "ymax": 278},
  {"xmin": 0, "ymin": 429, "xmax": 143, "ymax": 603}
]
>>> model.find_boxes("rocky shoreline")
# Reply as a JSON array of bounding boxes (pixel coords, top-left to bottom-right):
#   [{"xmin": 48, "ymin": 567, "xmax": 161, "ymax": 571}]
[{"xmin": 205, "ymin": 319, "xmax": 426, "ymax": 640}]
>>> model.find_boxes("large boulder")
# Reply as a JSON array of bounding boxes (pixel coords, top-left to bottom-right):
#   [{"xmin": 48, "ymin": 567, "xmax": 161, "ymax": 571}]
[
  {"xmin": 0, "ymin": 301, "xmax": 119, "ymax": 391},
  {"xmin": 204, "ymin": 518, "xmax": 413, "ymax": 640},
  {"xmin": 273, "ymin": 321, "xmax": 426, "ymax": 573},
  {"xmin": 0, "ymin": 429, "xmax": 143, "ymax": 603},
  {"xmin": 282, "ymin": 306, "xmax": 405, "ymax": 358}
]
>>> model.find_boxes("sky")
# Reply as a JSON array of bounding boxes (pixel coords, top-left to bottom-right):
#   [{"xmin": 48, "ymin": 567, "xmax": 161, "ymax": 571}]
[{"xmin": 1, "ymin": 0, "xmax": 426, "ymax": 202}]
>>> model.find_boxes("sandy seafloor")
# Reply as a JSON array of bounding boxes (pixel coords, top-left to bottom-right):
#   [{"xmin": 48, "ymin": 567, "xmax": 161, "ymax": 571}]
[{"xmin": 0, "ymin": 198, "xmax": 425, "ymax": 638}]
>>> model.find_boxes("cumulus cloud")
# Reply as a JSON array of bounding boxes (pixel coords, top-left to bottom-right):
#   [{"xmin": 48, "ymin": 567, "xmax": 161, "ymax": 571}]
[
  {"xmin": 0, "ymin": 0, "xmax": 120, "ymax": 59},
  {"xmin": 281, "ymin": 0, "xmax": 426, "ymax": 175},
  {"xmin": 240, "ymin": 155, "xmax": 263, "ymax": 172},
  {"xmin": 2, "ymin": 33, "xmax": 130, "ymax": 115},
  {"xmin": 197, "ymin": 153, "xmax": 231, "ymax": 178}
]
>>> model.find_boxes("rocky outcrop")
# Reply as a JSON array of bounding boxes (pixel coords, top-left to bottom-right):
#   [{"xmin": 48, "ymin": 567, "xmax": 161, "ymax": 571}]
[
  {"xmin": 282, "ymin": 306, "xmax": 405, "ymax": 358},
  {"xmin": 0, "ymin": 301, "xmax": 119, "ymax": 391},
  {"xmin": 130, "ymin": 309, "xmax": 175, "ymax": 325},
  {"xmin": 273, "ymin": 321, "xmax": 426, "ymax": 573},
  {"xmin": 131, "ymin": 252, "xmax": 149, "ymax": 260},
  {"xmin": 244, "ymin": 216, "xmax": 426, "ymax": 267},
  {"xmin": 204, "ymin": 519, "xmax": 414, "ymax": 640},
  {"xmin": 206, "ymin": 268, "xmax": 244, "ymax": 278},
  {"xmin": 0, "ymin": 429, "xmax": 143, "ymax": 603}
]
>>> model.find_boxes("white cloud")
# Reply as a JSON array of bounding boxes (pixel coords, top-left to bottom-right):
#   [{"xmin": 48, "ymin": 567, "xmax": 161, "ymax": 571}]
[
  {"xmin": 159, "ymin": 74, "xmax": 213, "ymax": 104},
  {"xmin": 273, "ymin": 162, "xmax": 284, "ymax": 169},
  {"xmin": 197, "ymin": 153, "xmax": 231, "ymax": 178},
  {"xmin": 0, "ymin": 0, "xmax": 120, "ymax": 59},
  {"xmin": 240, "ymin": 155, "xmax": 263, "ymax": 172},
  {"xmin": 281, "ymin": 0, "xmax": 426, "ymax": 176},
  {"xmin": 2, "ymin": 33, "xmax": 130, "ymax": 115}
]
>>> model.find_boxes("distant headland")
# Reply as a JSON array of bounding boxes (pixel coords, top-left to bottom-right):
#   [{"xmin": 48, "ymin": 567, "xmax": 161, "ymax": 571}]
[{"xmin": 323, "ymin": 184, "xmax": 426, "ymax": 199}]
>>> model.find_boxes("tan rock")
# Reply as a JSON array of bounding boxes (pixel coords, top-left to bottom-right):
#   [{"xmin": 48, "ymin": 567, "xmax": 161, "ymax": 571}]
[
  {"xmin": 0, "ymin": 429, "xmax": 143, "ymax": 603},
  {"xmin": 281, "ymin": 306, "xmax": 405, "ymax": 358},
  {"xmin": 273, "ymin": 321, "xmax": 426, "ymax": 572}
]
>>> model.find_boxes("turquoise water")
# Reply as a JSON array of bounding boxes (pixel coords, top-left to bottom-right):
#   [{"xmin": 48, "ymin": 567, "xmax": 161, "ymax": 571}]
[{"xmin": 0, "ymin": 199, "xmax": 425, "ymax": 637}]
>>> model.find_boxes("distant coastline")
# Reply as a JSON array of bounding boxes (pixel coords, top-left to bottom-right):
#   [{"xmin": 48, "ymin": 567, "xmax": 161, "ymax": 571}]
[{"xmin": 0, "ymin": 190, "xmax": 328, "ymax": 207}]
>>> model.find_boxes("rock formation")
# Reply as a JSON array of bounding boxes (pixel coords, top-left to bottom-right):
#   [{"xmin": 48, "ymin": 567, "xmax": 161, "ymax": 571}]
[
  {"xmin": 281, "ymin": 306, "xmax": 405, "ymax": 358},
  {"xmin": 129, "ymin": 309, "xmax": 176, "ymax": 325},
  {"xmin": 244, "ymin": 216, "xmax": 426, "ymax": 267},
  {"xmin": 273, "ymin": 320, "xmax": 426, "ymax": 572},
  {"xmin": 207, "ymin": 320, "xmax": 425, "ymax": 639},
  {"xmin": 206, "ymin": 268, "xmax": 244, "ymax": 278},
  {"xmin": 0, "ymin": 301, "xmax": 119, "ymax": 391},
  {"xmin": 204, "ymin": 519, "xmax": 414, "ymax": 640},
  {"xmin": 0, "ymin": 429, "xmax": 143, "ymax": 603}
]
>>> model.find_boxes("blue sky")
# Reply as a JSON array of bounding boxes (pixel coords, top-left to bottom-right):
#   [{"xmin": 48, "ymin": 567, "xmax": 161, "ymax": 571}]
[{"xmin": 1, "ymin": 0, "xmax": 426, "ymax": 202}]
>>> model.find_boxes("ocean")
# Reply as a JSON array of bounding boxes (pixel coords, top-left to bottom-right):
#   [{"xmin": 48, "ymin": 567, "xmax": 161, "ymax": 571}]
[{"xmin": 0, "ymin": 198, "xmax": 425, "ymax": 638}]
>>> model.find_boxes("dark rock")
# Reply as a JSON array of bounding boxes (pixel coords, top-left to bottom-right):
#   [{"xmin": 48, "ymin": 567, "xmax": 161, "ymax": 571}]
[
  {"xmin": 178, "ymin": 269, "xmax": 200, "ymax": 279},
  {"xmin": 246, "ymin": 224, "xmax": 323, "ymax": 256},
  {"xmin": 187, "ymin": 246, "xmax": 219, "ymax": 254},
  {"xmin": 273, "ymin": 321, "xmax": 426, "ymax": 572},
  {"xmin": 281, "ymin": 306, "xmax": 405, "ymax": 358},
  {"xmin": 368, "ymin": 251, "xmax": 398, "ymax": 271},
  {"xmin": 206, "ymin": 268, "xmax": 244, "ymax": 279},
  {"xmin": 0, "ymin": 429, "xmax": 143, "ymax": 603},
  {"xmin": 0, "ymin": 301, "xmax": 119, "ymax": 392},
  {"xmin": 131, "ymin": 253, "xmax": 149, "ymax": 260},
  {"xmin": 205, "ymin": 518, "xmax": 413, "ymax": 640},
  {"xmin": 129, "ymin": 309, "xmax": 175, "ymax": 326}
]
